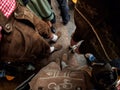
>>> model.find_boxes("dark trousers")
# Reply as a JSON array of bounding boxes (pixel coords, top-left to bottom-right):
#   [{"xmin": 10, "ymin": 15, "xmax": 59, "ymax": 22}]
[
  {"xmin": 48, "ymin": 0, "xmax": 70, "ymax": 24},
  {"xmin": 57, "ymin": 0, "xmax": 70, "ymax": 23}
]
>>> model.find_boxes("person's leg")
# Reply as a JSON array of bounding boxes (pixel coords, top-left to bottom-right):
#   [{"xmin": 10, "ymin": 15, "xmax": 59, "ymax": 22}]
[
  {"xmin": 47, "ymin": 0, "xmax": 56, "ymax": 24},
  {"xmin": 47, "ymin": 0, "xmax": 51, "ymax": 5},
  {"xmin": 57, "ymin": 0, "xmax": 70, "ymax": 25}
]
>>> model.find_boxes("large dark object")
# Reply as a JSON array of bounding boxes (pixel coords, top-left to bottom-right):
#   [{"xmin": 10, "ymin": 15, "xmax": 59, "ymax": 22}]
[{"xmin": 72, "ymin": 0, "xmax": 120, "ymax": 61}]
